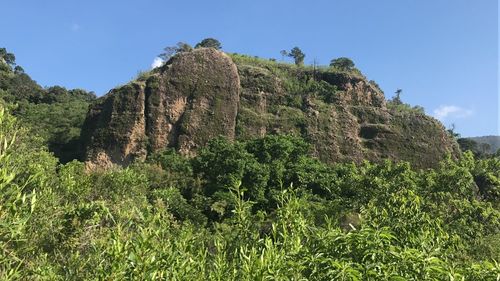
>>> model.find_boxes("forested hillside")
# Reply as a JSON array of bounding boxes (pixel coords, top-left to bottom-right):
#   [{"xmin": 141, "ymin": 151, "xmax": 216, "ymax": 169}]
[
  {"xmin": 0, "ymin": 46, "xmax": 499, "ymax": 279},
  {"xmin": 0, "ymin": 48, "xmax": 95, "ymax": 162},
  {"xmin": 469, "ymin": 136, "xmax": 500, "ymax": 154}
]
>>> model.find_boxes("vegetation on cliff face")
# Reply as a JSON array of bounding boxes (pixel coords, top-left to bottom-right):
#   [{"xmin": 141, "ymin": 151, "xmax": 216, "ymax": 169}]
[
  {"xmin": 230, "ymin": 53, "xmax": 459, "ymax": 168},
  {"xmin": 82, "ymin": 48, "xmax": 458, "ymax": 169},
  {"xmin": 1, "ymin": 108, "xmax": 499, "ymax": 279},
  {"xmin": 81, "ymin": 48, "xmax": 240, "ymax": 167}
]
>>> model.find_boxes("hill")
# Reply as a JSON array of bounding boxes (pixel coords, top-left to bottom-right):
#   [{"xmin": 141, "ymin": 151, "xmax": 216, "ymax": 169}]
[
  {"xmin": 469, "ymin": 135, "xmax": 500, "ymax": 154},
  {"xmin": 0, "ymin": 47, "xmax": 95, "ymax": 162},
  {"xmin": 81, "ymin": 48, "xmax": 459, "ymax": 169}
]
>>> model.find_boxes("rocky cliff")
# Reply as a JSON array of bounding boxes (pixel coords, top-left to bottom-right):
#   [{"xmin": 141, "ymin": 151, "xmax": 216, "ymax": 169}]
[{"xmin": 81, "ymin": 48, "xmax": 459, "ymax": 168}]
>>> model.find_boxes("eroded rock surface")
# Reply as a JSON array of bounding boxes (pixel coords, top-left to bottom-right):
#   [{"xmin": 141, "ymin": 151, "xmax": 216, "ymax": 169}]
[
  {"xmin": 81, "ymin": 48, "xmax": 240, "ymax": 166},
  {"xmin": 82, "ymin": 49, "xmax": 458, "ymax": 168}
]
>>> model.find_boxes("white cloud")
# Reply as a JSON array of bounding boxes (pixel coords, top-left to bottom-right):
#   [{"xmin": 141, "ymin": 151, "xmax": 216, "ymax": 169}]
[
  {"xmin": 71, "ymin": 23, "xmax": 81, "ymax": 32},
  {"xmin": 151, "ymin": 57, "xmax": 164, "ymax": 69},
  {"xmin": 433, "ymin": 105, "xmax": 473, "ymax": 120}
]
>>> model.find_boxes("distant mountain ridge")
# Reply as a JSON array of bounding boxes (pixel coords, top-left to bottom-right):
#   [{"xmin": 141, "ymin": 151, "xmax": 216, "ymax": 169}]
[{"xmin": 468, "ymin": 135, "xmax": 500, "ymax": 153}]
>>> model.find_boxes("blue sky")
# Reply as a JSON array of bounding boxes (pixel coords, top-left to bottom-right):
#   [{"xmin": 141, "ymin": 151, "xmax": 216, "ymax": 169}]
[{"xmin": 1, "ymin": 0, "xmax": 498, "ymax": 137}]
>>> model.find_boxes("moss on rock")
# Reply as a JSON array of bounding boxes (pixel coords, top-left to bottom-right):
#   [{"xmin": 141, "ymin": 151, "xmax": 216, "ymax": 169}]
[{"xmin": 82, "ymin": 50, "xmax": 458, "ymax": 169}]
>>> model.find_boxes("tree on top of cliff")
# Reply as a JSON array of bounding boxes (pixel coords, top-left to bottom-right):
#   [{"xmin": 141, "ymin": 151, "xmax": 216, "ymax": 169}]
[
  {"xmin": 288, "ymin": 47, "xmax": 305, "ymax": 66},
  {"xmin": 392, "ymin": 89, "xmax": 403, "ymax": 105},
  {"xmin": 195, "ymin": 38, "xmax": 222, "ymax": 50},
  {"xmin": 0, "ymin": 47, "xmax": 16, "ymax": 68},
  {"xmin": 330, "ymin": 57, "xmax": 355, "ymax": 71},
  {"xmin": 159, "ymin": 42, "xmax": 193, "ymax": 61}
]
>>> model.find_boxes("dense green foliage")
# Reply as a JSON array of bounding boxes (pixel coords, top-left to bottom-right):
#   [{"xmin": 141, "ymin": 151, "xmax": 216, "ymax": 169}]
[
  {"xmin": 0, "ymin": 48, "xmax": 95, "ymax": 162},
  {"xmin": 0, "ymin": 48, "xmax": 16, "ymax": 68},
  {"xmin": 195, "ymin": 38, "xmax": 222, "ymax": 50},
  {"xmin": 0, "ymin": 106, "xmax": 498, "ymax": 280},
  {"xmin": 330, "ymin": 57, "xmax": 355, "ymax": 71}
]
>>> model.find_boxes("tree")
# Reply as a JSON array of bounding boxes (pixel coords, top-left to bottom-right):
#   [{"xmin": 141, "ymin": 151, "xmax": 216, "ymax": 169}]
[
  {"xmin": 176, "ymin": 42, "xmax": 193, "ymax": 53},
  {"xmin": 195, "ymin": 38, "xmax": 222, "ymax": 49},
  {"xmin": 159, "ymin": 47, "xmax": 177, "ymax": 61},
  {"xmin": 4, "ymin": 53, "xmax": 15, "ymax": 66},
  {"xmin": 447, "ymin": 123, "xmax": 460, "ymax": 139},
  {"xmin": 393, "ymin": 88, "xmax": 403, "ymax": 105},
  {"xmin": 280, "ymin": 50, "xmax": 288, "ymax": 61},
  {"xmin": 159, "ymin": 42, "xmax": 193, "ymax": 61},
  {"xmin": 288, "ymin": 47, "xmax": 305, "ymax": 66},
  {"xmin": 0, "ymin": 47, "xmax": 16, "ymax": 67},
  {"xmin": 330, "ymin": 57, "xmax": 355, "ymax": 71},
  {"xmin": 14, "ymin": 65, "xmax": 24, "ymax": 74}
]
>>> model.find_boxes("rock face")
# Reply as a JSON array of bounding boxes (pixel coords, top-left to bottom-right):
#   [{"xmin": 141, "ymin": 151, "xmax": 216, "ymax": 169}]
[
  {"xmin": 81, "ymin": 48, "xmax": 240, "ymax": 167},
  {"xmin": 82, "ymin": 83, "xmax": 147, "ymax": 168},
  {"xmin": 81, "ymin": 49, "xmax": 458, "ymax": 168},
  {"xmin": 234, "ymin": 60, "xmax": 458, "ymax": 168}
]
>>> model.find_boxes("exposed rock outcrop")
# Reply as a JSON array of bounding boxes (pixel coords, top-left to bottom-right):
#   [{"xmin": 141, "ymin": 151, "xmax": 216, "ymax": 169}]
[
  {"xmin": 81, "ymin": 48, "xmax": 240, "ymax": 167},
  {"xmin": 81, "ymin": 49, "xmax": 459, "ymax": 168}
]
